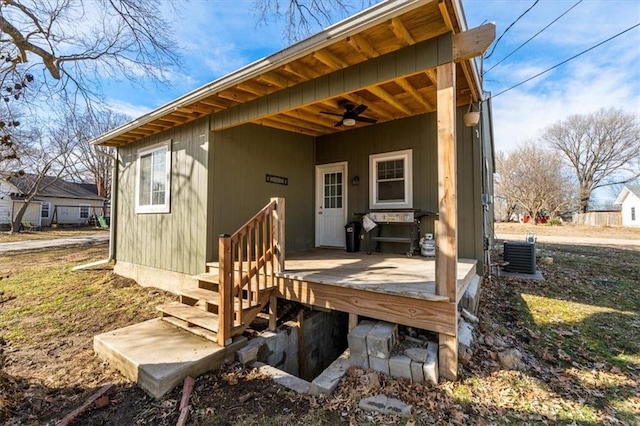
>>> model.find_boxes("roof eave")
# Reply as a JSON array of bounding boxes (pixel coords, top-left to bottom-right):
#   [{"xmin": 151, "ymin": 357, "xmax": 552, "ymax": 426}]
[{"xmin": 90, "ymin": 0, "xmax": 442, "ymax": 146}]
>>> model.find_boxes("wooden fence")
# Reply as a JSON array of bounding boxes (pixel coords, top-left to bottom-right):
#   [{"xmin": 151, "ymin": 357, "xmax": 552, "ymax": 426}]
[{"xmin": 572, "ymin": 212, "xmax": 621, "ymax": 227}]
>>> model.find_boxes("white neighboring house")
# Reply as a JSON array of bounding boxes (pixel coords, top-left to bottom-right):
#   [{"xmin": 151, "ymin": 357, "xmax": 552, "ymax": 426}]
[
  {"xmin": 614, "ymin": 186, "xmax": 640, "ymax": 227},
  {"xmin": 0, "ymin": 175, "xmax": 106, "ymax": 229}
]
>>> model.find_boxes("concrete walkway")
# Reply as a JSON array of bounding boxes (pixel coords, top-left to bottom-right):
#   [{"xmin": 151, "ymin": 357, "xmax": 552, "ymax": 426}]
[
  {"xmin": 0, "ymin": 234, "xmax": 109, "ymax": 254},
  {"xmin": 496, "ymin": 234, "xmax": 640, "ymax": 247}
]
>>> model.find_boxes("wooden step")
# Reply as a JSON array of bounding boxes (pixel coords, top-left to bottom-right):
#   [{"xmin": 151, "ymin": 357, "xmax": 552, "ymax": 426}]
[
  {"xmin": 193, "ymin": 272, "xmax": 219, "ymax": 291},
  {"xmin": 162, "ymin": 316, "xmax": 218, "ymax": 342},
  {"xmin": 157, "ymin": 302, "xmax": 219, "ymax": 332},
  {"xmin": 178, "ymin": 288, "xmax": 261, "ymax": 313}
]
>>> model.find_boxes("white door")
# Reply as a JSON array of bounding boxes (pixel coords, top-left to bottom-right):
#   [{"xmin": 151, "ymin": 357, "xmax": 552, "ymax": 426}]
[{"xmin": 315, "ymin": 162, "xmax": 347, "ymax": 247}]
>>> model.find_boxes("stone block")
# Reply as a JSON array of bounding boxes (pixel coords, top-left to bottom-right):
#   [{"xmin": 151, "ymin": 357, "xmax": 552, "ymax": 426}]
[
  {"xmin": 458, "ymin": 319, "xmax": 474, "ymax": 352},
  {"xmin": 251, "ymin": 362, "xmax": 311, "ymax": 394},
  {"xmin": 359, "ymin": 395, "xmax": 411, "ymax": 417},
  {"xmin": 423, "ymin": 342, "xmax": 439, "ymax": 385},
  {"xmin": 404, "ymin": 347, "xmax": 429, "ymax": 363},
  {"xmin": 310, "ymin": 349, "xmax": 350, "ymax": 395},
  {"xmin": 347, "ymin": 320, "xmax": 376, "ymax": 356},
  {"xmin": 369, "ymin": 356, "xmax": 389, "ymax": 375},
  {"xmin": 349, "ymin": 353, "xmax": 369, "ymax": 370},
  {"xmin": 236, "ymin": 337, "xmax": 265, "ymax": 365},
  {"xmin": 388, "ymin": 355, "xmax": 412, "ymax": 380},
  {"xmin": 366, "ymin": 321, "xmax": 397, "ymax": 359},
  {"xmin": 410, "ymin": 360, "xmax": 424, "ymax": 383}
]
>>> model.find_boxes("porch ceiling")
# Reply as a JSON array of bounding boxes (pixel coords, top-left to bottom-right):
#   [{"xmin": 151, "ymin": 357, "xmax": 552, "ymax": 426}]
[{"xmin": 100, "ymin": 0, "xmax": 482, "ymax": 146}]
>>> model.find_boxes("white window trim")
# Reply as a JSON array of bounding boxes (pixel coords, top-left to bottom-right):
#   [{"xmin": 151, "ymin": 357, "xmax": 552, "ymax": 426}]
[
  {"xmin": 41, "ymin": 202, "xmax": 50, "ymax": 219},
  {"xmin": 369, "ymin": 149, "xmax": 413, "ymax": 210},
  {"xmin": 79, "ymin": 204, "xmax": 91, "ymax": 220},
  {"xmin": 135, "ymin": 140, "xmax": 172, "ymax": 214}
]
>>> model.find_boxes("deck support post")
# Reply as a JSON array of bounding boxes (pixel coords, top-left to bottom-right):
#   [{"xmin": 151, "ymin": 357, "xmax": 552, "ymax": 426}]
[
  {"xmin": 268, "ymin": 295, "xmax": 278, "ymax": 331},
  {"xmin": 348, "ymin": 313, "xmax": 359, "ymax": 332},
  {"xmin": 271, "ymin": 197, "xmax": 285, "ymax": 273},
  {"xmin": 218, "ymin": 234, "xmax": 233, "ymax": 347},
  {"xmin": 436, "ymin": 61, "xmax": 459, "ymax": 380}
]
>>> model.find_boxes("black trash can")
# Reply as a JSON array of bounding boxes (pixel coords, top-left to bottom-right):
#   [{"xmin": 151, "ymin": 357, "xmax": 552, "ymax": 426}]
[{"xmin": 345, "ymin": 221, "xmax": 362, "ymax": 252}]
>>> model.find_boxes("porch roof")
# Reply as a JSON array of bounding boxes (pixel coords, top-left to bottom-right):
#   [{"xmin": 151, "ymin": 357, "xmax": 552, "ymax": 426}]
[{"xmin": 92, "ymin": 0, "xmax": 493, "ymax": 147}]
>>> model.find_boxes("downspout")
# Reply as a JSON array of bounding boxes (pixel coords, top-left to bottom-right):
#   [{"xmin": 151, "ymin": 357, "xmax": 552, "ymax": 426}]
[{"xmin": 72, "ymin": 148, "xmax": 118, "ymax": 270}]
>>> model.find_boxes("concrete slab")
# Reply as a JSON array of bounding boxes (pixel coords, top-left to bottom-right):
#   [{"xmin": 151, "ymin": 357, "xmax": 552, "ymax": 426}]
[
  {"xmin": 310, "ymin": 349, "xmax": 351, "ymax": 395},
  {"xmin": 94, "ymin": 318, "xmax": 246, "ymax": 398},
  {"xmin": 492, "ymin": 266, "xmax": 544, "ymax": 281}
]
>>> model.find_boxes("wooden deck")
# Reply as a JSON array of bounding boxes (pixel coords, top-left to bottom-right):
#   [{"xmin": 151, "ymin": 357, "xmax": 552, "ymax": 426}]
[
  {"xmin": 275, "ymin": 249, "xmax": 478, "ymax": 337},
  {"xmin": 277, "ymin": 249, "xmax": 477, "ymax": 303}
]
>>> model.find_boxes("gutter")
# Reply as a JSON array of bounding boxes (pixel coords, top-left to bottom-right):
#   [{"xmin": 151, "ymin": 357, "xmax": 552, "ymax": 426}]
[
  {"xmin": 90, "ymin": 0, "xmax": 436, "ymax": 146},
  {"xmin": 72, "ymin": 148, "xmax": 118, "ymax": 271}
]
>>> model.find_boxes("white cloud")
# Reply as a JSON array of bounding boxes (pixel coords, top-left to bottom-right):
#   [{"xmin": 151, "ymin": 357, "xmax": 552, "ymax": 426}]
[{"xmin": 104, "ymin": 99, "xmax": 152, "ymax": 120}]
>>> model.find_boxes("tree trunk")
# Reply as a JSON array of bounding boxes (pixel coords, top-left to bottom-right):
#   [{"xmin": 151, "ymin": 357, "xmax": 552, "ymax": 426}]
[{"xmin": 10, "ymin": 198, "xmax": 34, "ymax": 233}]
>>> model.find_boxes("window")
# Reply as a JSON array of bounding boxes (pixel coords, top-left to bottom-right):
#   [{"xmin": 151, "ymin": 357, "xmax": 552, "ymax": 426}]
[
  {"xmin": 136, "ymin": 140, "xmax": 171, "ymax": 214},
  {"xmin": 632, "ymin": 207, "xmax": 636, "ymax": 221},
  {"xmin": 369, "ymin": 149, "xmax": 413, "ymax": 209},
  {"xmin": 79, "ymin": 204, "xmax": 90, "ymax": 220},
  {"xmin": 323, "ymin": 172, "xmax": 343, "ymax": 209},
  {"xmin": 41, "ymin": 202, "xmax": 50, "ymax": 218}
]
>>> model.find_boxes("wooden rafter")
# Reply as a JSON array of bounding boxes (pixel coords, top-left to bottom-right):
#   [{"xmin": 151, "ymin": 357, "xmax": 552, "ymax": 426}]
[
  {"xmin": 281, "ymin": 108, "xmax": 338, "ymax": 129},
  {"xmin": 268, "ymin": 113, "xmax": 334, "ymax": 134},
  {"xmin": 452, "ymin": 23, "xmax": 496, "ymax": 62},
  {"xmin": 235, "ymin": 80, "xmax": 271, "ymax": 96},
  {"xmin": 256, "ymin": 118, "xmax": 321, "ymax": 136},
  {"xmin": 257, "ymin": 72, "xmax": 293, "ymax": 89},
  {"xmin": 282, "ymin": 63, "xmax": 317, "ymax": 80},
  {"xmin": 390, "ymin": 17, "xmax": 415, "ymax": 45},
  {"xmin": 367, "ymin": 86, "xmax": 413, "ymax": 115},
  {"xmin": 313, "ymin": 49, "xmax": 349, "ymax": 70},
  {"xmin": 438, "ymin": 0, "xmax": 454, "ymax": 31},
  {"xmin": 347, "ymin": 34, "xmax": 380, "ymax": 59},
  {"xmin": 395, "ymin": 78, "xmax": 433, "ymax": 109},
  {"xmin": 340, "ymin": 94, "xmax": 396, "ymax": 120},
  {"xmin": 200, "ymin": 96, "xmax": 235, "ymax": 108},
  {"xmin": 177, "ymin": 104, "xmax": 216, "ymax": 115}
]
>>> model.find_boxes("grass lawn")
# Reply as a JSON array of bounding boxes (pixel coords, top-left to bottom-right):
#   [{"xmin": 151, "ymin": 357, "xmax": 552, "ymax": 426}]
[
  {"xmin": 495, "ymin": 221, "xmax": 640, "ymax": 239},
  {"xmin": 0, "ymin": 226, "xmax": 109, "ymax": 243},
  {"xmin": 0, "ymin": 234, "xmax": 638, "ymax": 424}
]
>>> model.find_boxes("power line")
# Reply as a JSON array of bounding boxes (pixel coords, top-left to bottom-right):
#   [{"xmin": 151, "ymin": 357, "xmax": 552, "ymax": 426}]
[
  {"xmin": 484, "ymin": 0, "xmax": 583, "ymax": 75},
  {"xmin": 484, "ymin": 0, "xmax": 540, "ymax": 60},
  {"xmin": 488, "ymin": 22, "xmax": 640, "ymax": 100}
]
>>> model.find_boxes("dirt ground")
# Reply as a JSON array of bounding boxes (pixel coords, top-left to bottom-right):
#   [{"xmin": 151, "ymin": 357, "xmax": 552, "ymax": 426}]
[{"xmin": 1, "ymin": 233, "xmax": 638, "ymax": 424}]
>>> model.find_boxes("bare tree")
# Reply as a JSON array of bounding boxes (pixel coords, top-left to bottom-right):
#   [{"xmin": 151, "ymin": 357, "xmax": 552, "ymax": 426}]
[
  {"xmin": 61, "ymin": 110, "xmax": 129, "ymax": 197},
  {"xmin": 0, "ymin": 0, "xmax": 182, "ymax": 164},
  {"xmin": 495, "ymin": 143, "xmax": 575, "ymax": 224},
  {"xmin": 7, "ymin": 124, "xmax": 78, "ymax": 232},
  {"xmin": 542, "ymin": 108, "xmax": 640, "ymax": 213},
  {"xmin": 494, "ymin": 151, "xmax": 520, "ymax": 221},
  {"xmin": 253, "ymin": 0, "xmax": 368, "ymax": 42}
]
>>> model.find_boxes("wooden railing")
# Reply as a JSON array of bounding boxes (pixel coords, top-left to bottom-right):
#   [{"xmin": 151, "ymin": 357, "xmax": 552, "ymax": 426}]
[{"xmin": 217, "ymin": 197, "xmax": 285, "ymax": 346}]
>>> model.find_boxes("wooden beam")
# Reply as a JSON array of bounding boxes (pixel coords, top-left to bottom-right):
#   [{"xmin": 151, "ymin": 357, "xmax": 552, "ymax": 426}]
[
  {"xmin": 256, "ymin": 118, "xmax": 320, "ymax": 136},
  {"xmin": 390, "ymin": 17, "xmax": 415, "ymax": 45},
  {"xmin": 200, "ymin": 96, "xmax": 235, "ymax": 108},
  {"xmin": 340, "ymin": 94, "xmax": 396, "ymax": 120},
  {"xmin": 313, "ymin": 49, "xmax": 349, "ymax": 70},
  {"xmin": 425, "ymin": 69, "xmax": 437, "ymax": 86},
  {"xmin": 283, "ymin": 63, "xmax": 317, "ymax": 80},
  {"xmin": 452, "ymin": 23, "xmax": 496, "ymax": 61},
  {"xmin": 439, "ymin": 332, "xmax": 458, "ymax": 381},
  {"xmin": 435, "ymin": 62, "xmax": 457, "ymax": 301},
  {"xmin": 281, "ymin": 109, "xmax": 339, "ymax": 129},
  {"xmin": 236, "ymin": 80, "xmax": 271, "ymax": 96},
  {"xmin": 396, "ymin": 78, "xmax": 433, "ymax": 110},
  {"xmin": 460, "ymin": 61, "xmax": 479, "ymax": 102},
  {"xmin": 177, "ymin": 104, "xmax": 215, "ymax": 115},
  {"xmin": 216, "ymin": 89, "xmax": 254, "ymax": 103},
  {"xmin": 436, "ymin": 62, "xmax": 458, "ymax": 382},
  {"xmin": 438, "ymin": 0, "xmax": 455, "ymax": 31},
  {"xmin": 276, "ymin": 278, "xmax": 458, "ymax": 336},
  {"xmin": 218, "ymin": 235, "xmax": 233, "ymax": 347},
  {"xmin": 347, "ymin": 34, "xmax": 380, "ymax": 58},
  {"xmin": 367, "ymin": 86, "xmax": 413, "ymax": 115},
  {"xmin": 268, "ymin": 113, "xmax": 333, "ymax": 134},
  {"xmin": 257, "ymin": 71, "xmax": 293, "ymax": 89}
]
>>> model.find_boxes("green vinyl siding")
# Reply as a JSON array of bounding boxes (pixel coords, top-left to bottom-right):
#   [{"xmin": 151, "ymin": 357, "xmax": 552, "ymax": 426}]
[
  {"xmin": 208, "ymin": 123, "xmax": 315, "ymax": 259},
  {"xmin": 116, "ymin": 117, "xmax": 209, "ymax": 275},
  {"xmin": 316, "ymin": 110, "xmax": 486, "ymax": 270}
]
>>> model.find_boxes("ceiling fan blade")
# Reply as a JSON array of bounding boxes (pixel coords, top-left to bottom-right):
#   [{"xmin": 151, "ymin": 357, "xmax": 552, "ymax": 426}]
[
  {"xmin": 334, "ymin": 120, "xmax": 344, "ymax": 127},
  {"xmin": 352, "ymin": 104, "xmax": 368, "ymax": 116},
  {"xmin": 355, "ymin": 116, "xmax": 377, "ymax": 124},
  {"xmin": 320, "ymin": 111, "xmax": 344, "ymax": 117}
]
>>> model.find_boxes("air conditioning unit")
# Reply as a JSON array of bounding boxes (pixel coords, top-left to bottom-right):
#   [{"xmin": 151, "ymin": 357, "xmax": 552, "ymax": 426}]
[{"xmin": 503, "ymin": 242, "xmax": 536, "ymax": 274}]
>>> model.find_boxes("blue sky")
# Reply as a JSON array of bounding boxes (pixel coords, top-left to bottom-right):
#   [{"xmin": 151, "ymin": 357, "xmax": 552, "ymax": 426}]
[{"xmin": 104, "ymin": 0, "xmax": 640, "ymax": 157}]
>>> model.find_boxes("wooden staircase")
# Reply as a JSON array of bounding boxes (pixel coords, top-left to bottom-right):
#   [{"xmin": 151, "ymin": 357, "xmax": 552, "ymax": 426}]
[{"xmin": 157, "ymin": 198, "xmax": 285, "ymax": 347}]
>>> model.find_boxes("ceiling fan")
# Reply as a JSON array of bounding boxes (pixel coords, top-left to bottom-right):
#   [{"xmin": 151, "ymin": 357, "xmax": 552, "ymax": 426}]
[{"xmin": 320, "ymin": 103, "xmax": 377, "ymax": 127}]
